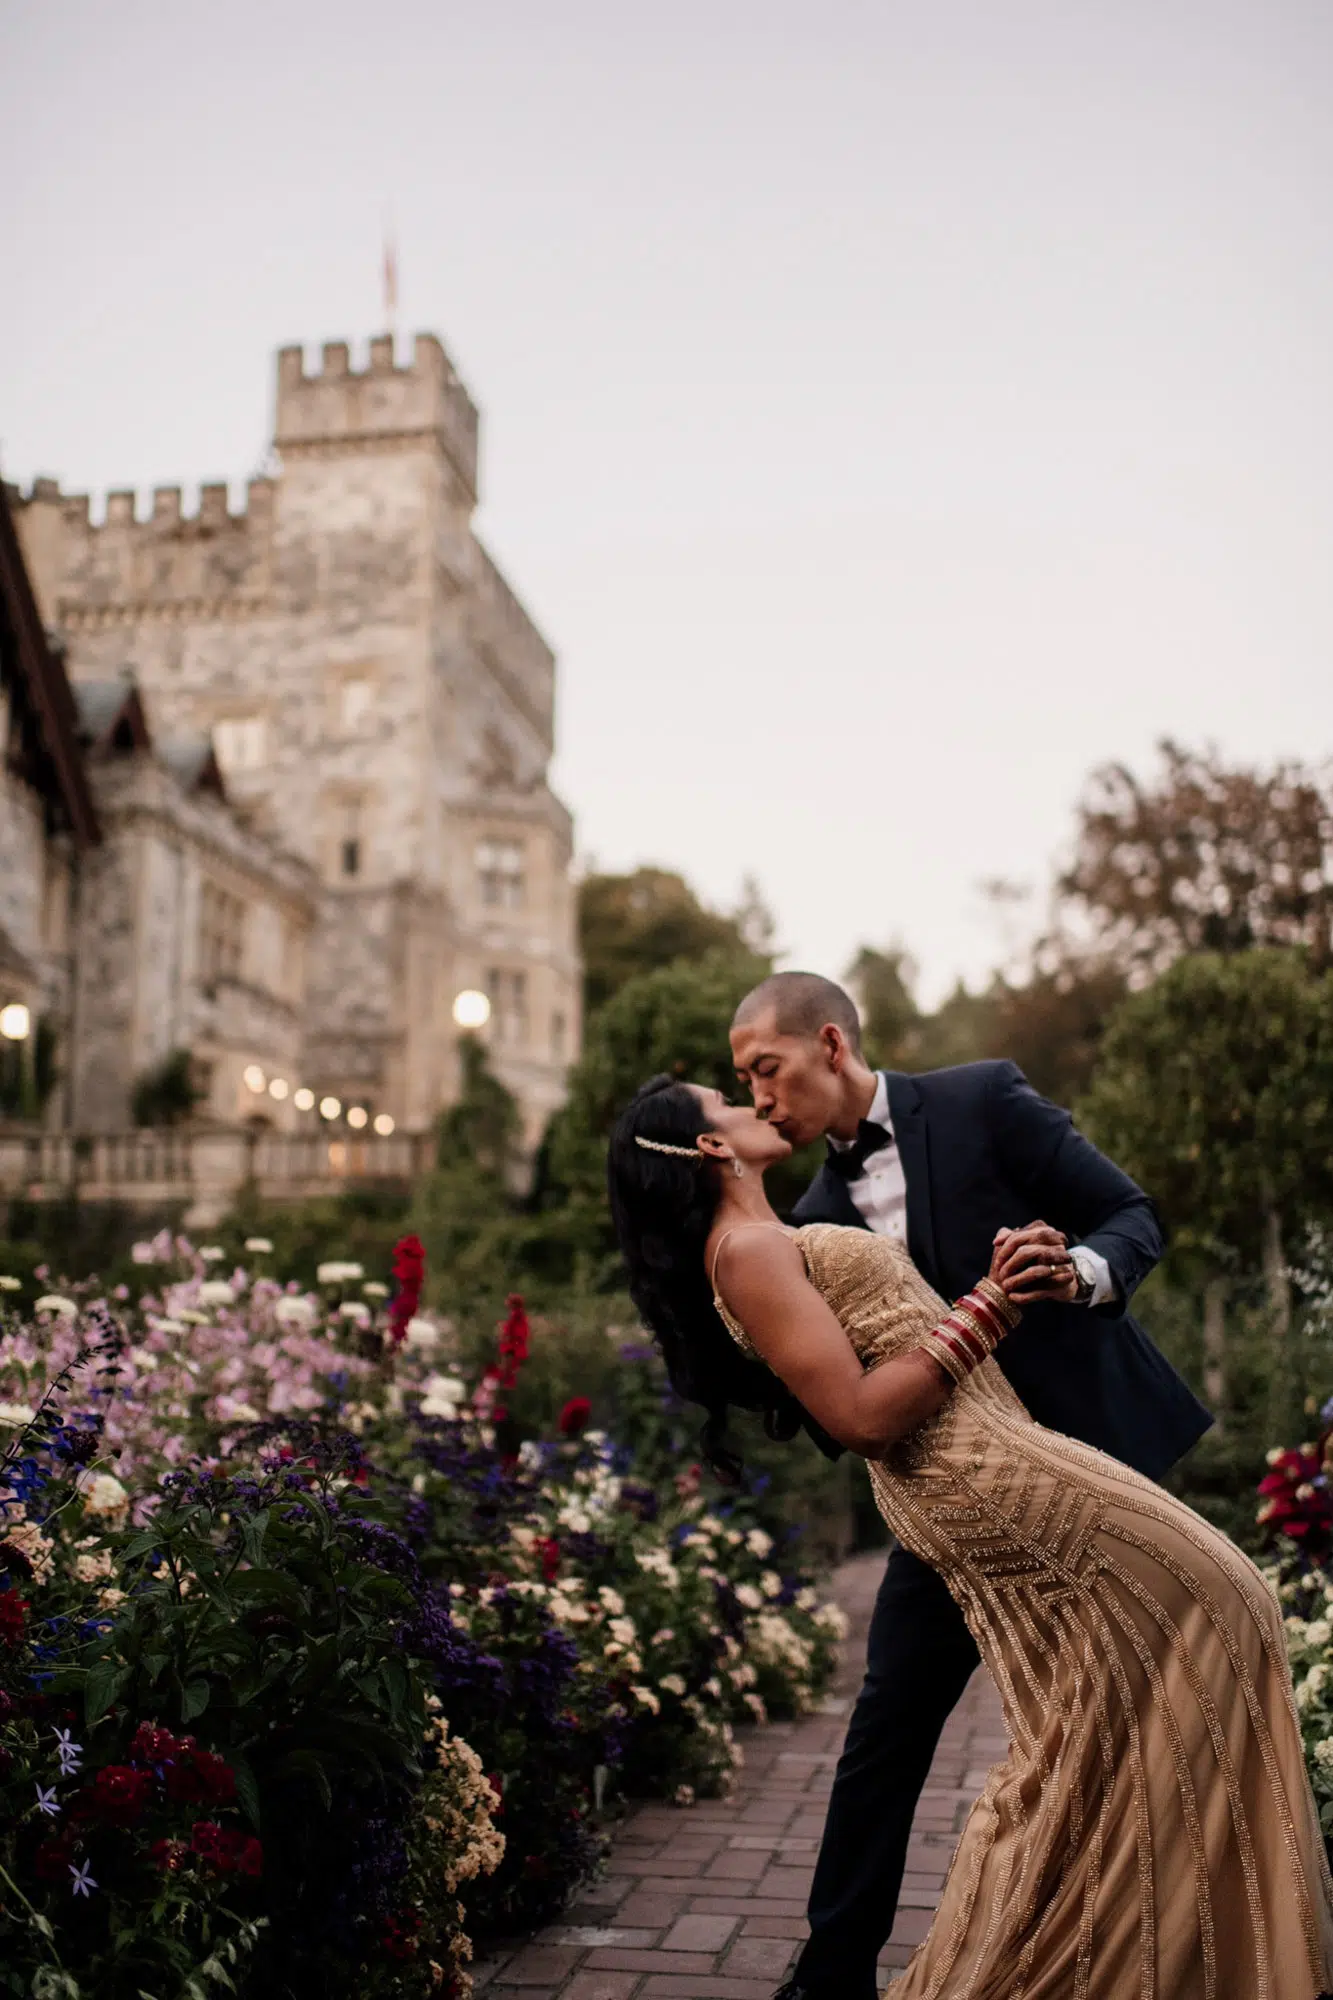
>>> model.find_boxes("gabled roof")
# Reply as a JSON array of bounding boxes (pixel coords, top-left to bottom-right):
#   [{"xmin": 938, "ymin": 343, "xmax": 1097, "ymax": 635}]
[
  {"xmin": 159, "ymin": 737, "xmax": 228, "ymax": 800},
  {"xmin": 0, "ymin": 482, "xmax": 100, "ymax": 845},
  {"xmin": 73, "ymin": 679, "xmax": 153, "ymax": 755}
]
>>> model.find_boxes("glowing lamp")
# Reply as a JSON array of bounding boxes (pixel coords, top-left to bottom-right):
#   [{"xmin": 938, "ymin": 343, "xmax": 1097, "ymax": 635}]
[
  {"xmin": 452, "ymin": 989, "xmax": 491, "ymax": 1029},
  {"xmin": 293, "ymin": 1087, "xmax": 315, "ymax": 1111},
  {"xmin": 373, "ymin": 1113, "xmax": 395, "ymax": 1136},
  {"xmin": 346, "ymin": 1105, "xmax": 369, "ymax": 1130},
  {"xmin": 243, "ymin": 1064, "xmax": 266, "ymax": 1093},
  {"xmin": 319, "ymin": 1095, "xmax": 342, "ymax": 1120},
  {"xmin": 268, "ymin": 1077, "xmax": 289, "ymax": 1101},
  {"xmin": 0, "ymin": 1004, "xmax": 31, "ymax": 1042}
]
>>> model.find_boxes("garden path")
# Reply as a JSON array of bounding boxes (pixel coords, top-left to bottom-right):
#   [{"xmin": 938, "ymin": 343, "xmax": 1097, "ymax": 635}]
[{"xmin": 473, "ymin": 1549, "xmax": 1007, "ymax": 2000}]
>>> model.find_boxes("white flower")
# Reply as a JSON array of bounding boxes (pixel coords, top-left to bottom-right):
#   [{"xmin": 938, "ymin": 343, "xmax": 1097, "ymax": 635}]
[
  {"xmin": 127, "ymin": 1346, "xmax": 158, "ymax": 1373},
  {"xmin": 244, "ymin": 1237, "xmax": 274, "ymax": 1254},
  {"xmin": 743, "ymin": 1692, "xmax": 768, "ymax": 1723},
  {"xmin": 72, "ymin": 1549, "xmax": 114, "ymax": 1584},
  {"xmin": 338, "ymin": 1301, "xmax": 371, "ymax": 1326},
  {"xmin": 215, "ymin": 1396, "xmax": 262, "ymax": 1424},
  {"xmin": 34, "ymin": 1294, "xmax": 78, "ymax": 1320},
  {"xmin": 198, "ymin": 1246, "xmax": 226, "ymax": 1262},
  {"xmin": 630, "ymin": 1685, "xmax": 661, "ymax": 1715},
  {"xmin": 734, "ymin": 1583, "xmax": 763, "ymax": 1611},
  {"xmin": 317, "ymin": 1261, "xmax": 364, "ymax": 1284},
  {"xmin": 1, "ymin": 1519, "xmax": 54, "ymax": 1585},
  {"xmin": 673, "ymin": 1783, "xmax": 695, "ymax": 1807},
  {"xmin": 274, "ymin": 1295, "xmax": 318, "ymax": 1329},
  {"xmin": 198, "ymin": 1280, "xmax": 235, "ymax": 1306},
  {"xmin": 420, "ymin": 1372, "xmax": 467, "ymax": 1418},
  {"xmin": 745, "ymin": 1528, "xmax": 774, "ymax": 1558},
  {"xmin": 598, "ymin": 1587, "xmax": 626, "ymax": 1616},
  {"xmin": 1306, "ymin": 1618, "xmax": 1332, "ymax": 1648},
  {"xmin": 80, "ymin": 1473, "xmax": 130, "ymax": 1522},
  {"xmin": 813, "ymin": 1603, "xmax": 850, "ymax": 1639},
  {"xmin": 1315, "ymin": 1736, "xmax": 1333, "ymax": 1772},
  {"xmin": 649, "ymin": 1626, "xmax": 676, "ymax": 1647},
  {"xmin": 148, "ymin": 1316, "xmax": 187, "ymax": 1335},
  {"xmin": 0, "ymin": 1401, "xmax": 36, "ymax": 1428},
  {"xmin": 761, "ymin": 1570, "xmax": 783, "ymax": 1599},
  {"xmin": 405, "ymin": 1316, "xmax": 439, "ymax": 1352},
  {"xmin": 362, "ymin": 1280, "xmax": 389, "ymax": 1299},
  {"xmin": 0, "ymin": 1275, "xmax": 21, "ymax": 1291},
  {"xmin": 175, "ymin": 1308, "xmax": 210, "ymax": 1325},
  {"xmin": 608, "ymin": 1616, "xmax": 638, "ymax": 1646},
  {"xmin": 658, "ymin": 1673, "xmax": 686, "ymax": 1696}
]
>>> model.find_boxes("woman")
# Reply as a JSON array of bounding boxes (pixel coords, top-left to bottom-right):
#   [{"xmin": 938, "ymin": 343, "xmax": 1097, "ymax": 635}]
[{"xmin": 608, "ymin": 1073, "xmax": 1333, "ymax": 2000}]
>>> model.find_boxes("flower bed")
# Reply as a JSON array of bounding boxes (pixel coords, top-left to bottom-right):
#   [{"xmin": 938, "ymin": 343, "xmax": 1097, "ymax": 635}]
[{"xmin": 0, "ymin": 1236, "xmax": 844, "ymax": 1996}]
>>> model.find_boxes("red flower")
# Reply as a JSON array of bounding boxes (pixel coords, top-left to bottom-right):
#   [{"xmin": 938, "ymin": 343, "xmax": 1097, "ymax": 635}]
[
  {"xmin": 190, "ymin": 1821, "xmax": 262, "ymax": 1875},
  {"xmin": 558, "ymin": 1397, "xmax": 592, "ymax": 1438},
  {"xmin": 130, "ymin": 1721, "xmax": 178, "ymax": 1764},
  {"xmin": 0, "ymin": 1590, "xmax": 30, "ymax": 1647},
  {"xmin": 1257, "ymin": 1446, "xmax": 1333, "ymax": 1542},
  {"xmin": 494, "ymin": 1294, "xmax": 530, "ymax": 1392},
  {"xmin": 150, "ymin": 1837, "xmax": 189, "ymax": 1872},
  {"xmin": 388, "ymin": 1233, "xmax": 426, "ymax": 1344},
  {"xmin": 537, "ymin": 1536, "xmax": 561, "ymax": 1583},
  {"xmin": 34, "ymin": 1832, "xmax": 78, "ymax": 1882},
  {"xmin": 166, "ymin": 1743, "xmax": 234, "ymax": 1805},
  {"xmin": 84, "ymin": 1763, "xmax": 155, "ymax": 1826},
  {"xmin": 381, "ymin": 1909, "xmax": 422, "ymax": 1959}
]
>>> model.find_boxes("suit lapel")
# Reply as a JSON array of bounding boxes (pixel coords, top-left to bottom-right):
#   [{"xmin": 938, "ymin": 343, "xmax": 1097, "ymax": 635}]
[
  {"xmin": 887, "ymin": 1071, "xmax": 941, "ymax": 1288},
  {"xmin": 801, "ymin": 1162, "xmax": 866, "ymax": 1229}
]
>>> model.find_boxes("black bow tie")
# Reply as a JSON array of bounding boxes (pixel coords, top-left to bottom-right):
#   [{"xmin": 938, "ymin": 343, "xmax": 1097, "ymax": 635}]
[{"xmin": 826, "ymin": 1121, "xmax": 895, "ymax": 1182}]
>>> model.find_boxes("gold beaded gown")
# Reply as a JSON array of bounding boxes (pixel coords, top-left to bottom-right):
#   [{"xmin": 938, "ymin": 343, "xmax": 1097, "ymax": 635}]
[{"xmin": 717, "ymin": 1224, "xmax": 1333, "ymax": 2000}]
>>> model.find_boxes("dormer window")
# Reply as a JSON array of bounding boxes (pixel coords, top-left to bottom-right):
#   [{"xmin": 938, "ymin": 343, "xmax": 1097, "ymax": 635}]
[{"xmin": 214, "ymin": 716, "xmax": 266, "ymax": 772}]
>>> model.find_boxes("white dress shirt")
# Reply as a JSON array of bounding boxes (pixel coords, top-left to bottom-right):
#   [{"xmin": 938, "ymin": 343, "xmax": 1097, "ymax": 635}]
[{"xmin": 829, "ymin": 1072, "xmax": 1117, "ymax": 1307}]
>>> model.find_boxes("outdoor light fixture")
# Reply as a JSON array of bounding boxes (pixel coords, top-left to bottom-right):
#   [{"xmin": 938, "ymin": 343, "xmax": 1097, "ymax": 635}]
[
  {"xmin": 268, "ymin": 1077, "xmax": 289, "ymax": 1101},
  {"xmin": 319, "ymin": 1095, "xmax": 342, "ymax": 1120},
  {"xmin": 0, "ymin": 1004, "xmax": 31, "ymax": 1042},
  {"xmin": 346, "ymin": 1105, "xmax": 368, "ymax": 1130},
  {"xmin": 373, "ymin": 1113, "xmax": 395, "ymax": 1136},
  {"xmin": 452, "ymin": 989, "xmax": 491, "ymax": 1028},
  {"xmin": 243, "ymin": 1064, "xmax": 266, "ymax": 1093},
  {"xmin": 293, "ymin": 1087, "xmax": 315, "ymax": 1111}
]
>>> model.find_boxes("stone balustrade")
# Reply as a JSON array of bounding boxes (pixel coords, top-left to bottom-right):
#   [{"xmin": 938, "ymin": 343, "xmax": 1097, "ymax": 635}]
[{"xmin": 0, "ymin": 1126, "xmax": 436, "ymax": 1228}]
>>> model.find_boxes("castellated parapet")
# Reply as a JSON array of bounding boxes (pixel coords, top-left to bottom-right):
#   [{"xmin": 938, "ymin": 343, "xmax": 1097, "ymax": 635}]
[{"xmin": 276, "ymin": 333, "xmax": 479, "ymax": 499}]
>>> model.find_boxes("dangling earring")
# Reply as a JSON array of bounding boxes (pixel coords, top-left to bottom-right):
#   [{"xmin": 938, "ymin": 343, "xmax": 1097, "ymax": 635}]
[{"xmin": 733, "ymin": 1158, "xmax": 745, "ymax": 1179}]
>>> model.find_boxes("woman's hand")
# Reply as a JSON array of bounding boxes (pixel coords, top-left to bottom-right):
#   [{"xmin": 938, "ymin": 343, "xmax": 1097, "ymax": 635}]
[{"xmin": 989, "ymin": 1222, "xmax": 1077, "ymax": 1305}]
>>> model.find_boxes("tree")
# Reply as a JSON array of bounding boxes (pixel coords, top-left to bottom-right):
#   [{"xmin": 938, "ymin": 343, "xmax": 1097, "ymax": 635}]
[
  {"xmin": 1059, "ymin": 741, "xmax": 1333, "ymax": 975},
  {"xmin": 1079, "ymin": 950, "xmax": 1333, "ymax": 1411},
  {"xmin": 436, "ymin": 1035, "xmax": 521, "ymax": 1181},
  {"xmin": 131, "ymin": 1048, "xmax": 203, "ymax": 1127},
  {"xmin": 577, "ymin": 868, "xmax": 770, "ymax": 1016}
]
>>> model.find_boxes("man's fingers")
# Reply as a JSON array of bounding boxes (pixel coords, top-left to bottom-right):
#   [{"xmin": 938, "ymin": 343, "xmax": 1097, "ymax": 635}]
[{"xmin": 996, "ymin": 1240, "xmax": 1072, "ymax": 1279}]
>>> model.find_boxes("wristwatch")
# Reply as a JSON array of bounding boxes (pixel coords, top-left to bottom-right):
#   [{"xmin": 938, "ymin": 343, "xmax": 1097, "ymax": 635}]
[{"xmin": 1068, "ymin": 1246, "xmax": 1097, "ymax": 1306}]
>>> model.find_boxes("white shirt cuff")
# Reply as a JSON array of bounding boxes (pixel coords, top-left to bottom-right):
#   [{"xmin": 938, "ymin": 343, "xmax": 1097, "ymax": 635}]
[{"xmin": 1070, "ymin": 1245, "xmax": 1117, "ymax": 1308}]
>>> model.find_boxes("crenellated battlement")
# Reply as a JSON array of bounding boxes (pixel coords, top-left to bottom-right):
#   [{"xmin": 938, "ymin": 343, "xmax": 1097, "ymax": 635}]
[
  {"xmin": 14, "ymin": 475, "xmax": 275, "ymax": 628},
  {"xmin": 274, "ymin": 332, "xmax": 480, "ymax": 499}
]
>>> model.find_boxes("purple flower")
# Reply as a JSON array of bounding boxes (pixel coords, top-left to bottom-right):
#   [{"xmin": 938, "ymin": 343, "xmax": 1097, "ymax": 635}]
[
  {"xmin": 35, "ymin": 1784, "xmax": 59, "ymax": 1816},
  {"xmin": 69, "ymin": 1860, "xmax": 96, "ymax": 1897}
]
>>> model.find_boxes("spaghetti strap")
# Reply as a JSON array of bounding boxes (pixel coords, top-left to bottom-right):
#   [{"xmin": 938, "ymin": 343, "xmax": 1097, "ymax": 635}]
[{"xmin": 709, "ymin": 1221, "xmax": 793, "ymax": 1296}]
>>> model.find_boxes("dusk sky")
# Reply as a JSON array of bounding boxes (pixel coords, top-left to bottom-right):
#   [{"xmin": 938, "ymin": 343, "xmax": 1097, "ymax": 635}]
[{"xmin": 4, "ymin": 1, "xmax": 1330, "ymax": 1002}]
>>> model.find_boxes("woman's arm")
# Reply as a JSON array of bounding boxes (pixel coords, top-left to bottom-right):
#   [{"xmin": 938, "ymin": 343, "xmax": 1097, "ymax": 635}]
[{"xmin": 715, "ymin": 1233, "xmax": 958, "ymax": 1457}]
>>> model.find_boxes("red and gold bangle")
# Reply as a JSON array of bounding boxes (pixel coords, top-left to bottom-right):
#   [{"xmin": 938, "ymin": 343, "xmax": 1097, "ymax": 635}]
[{"xmin": 918, "ymin": 1277, "xmax": 1020, "ymax": 1386}]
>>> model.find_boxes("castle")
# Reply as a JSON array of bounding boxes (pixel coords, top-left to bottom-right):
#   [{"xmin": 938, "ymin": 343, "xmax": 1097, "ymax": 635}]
[{"xmin": 9, "ymin": 332, "xmax": 581, "ymax": 1148}]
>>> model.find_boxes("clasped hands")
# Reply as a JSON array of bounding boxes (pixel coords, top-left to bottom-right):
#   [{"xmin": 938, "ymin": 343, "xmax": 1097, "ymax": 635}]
[{"xmin": 988, "ymin": 1220, "xmax": 1079, "ymax": 1306}]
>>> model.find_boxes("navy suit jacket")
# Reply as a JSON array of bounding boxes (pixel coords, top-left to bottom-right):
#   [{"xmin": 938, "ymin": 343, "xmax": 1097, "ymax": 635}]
[{"xmin": 790, "ymin": 1060, "xmax": 1211, "ymax": 1481}]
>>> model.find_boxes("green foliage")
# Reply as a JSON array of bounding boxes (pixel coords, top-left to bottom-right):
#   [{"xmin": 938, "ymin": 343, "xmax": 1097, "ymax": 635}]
[
  {"xmin": 578, "ymin": 867, "xmax": 765, "ymax": 1015},
  {"xmin": 1079, "ymin": 949, "xmax": 1333, "ymax": 1274},
  {"xmin": 0, "ymin": 1016, "xmax": 59, "ymax": 1121},
  {"xmin": 130, "ymin": 1050, "xmax": 203, "ymax": 1129}
]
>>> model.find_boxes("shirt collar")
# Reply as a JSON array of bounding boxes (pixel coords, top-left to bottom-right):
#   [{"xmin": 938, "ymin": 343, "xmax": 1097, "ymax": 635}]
[{"xmin": 829, "ymin": 1072, "xmax": 894, "ymax": 1150}]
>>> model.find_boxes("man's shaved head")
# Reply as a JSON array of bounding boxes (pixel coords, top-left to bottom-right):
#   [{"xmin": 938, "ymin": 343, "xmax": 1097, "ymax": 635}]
[{"xmin": 732, "ymin": 972, "xmax": 862, "ymax": 1054}]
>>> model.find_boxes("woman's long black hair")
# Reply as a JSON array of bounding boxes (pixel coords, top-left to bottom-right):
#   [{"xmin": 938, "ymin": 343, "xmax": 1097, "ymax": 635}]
[{"xmin": 607, "ymin": 1074, "xmax": 802, "ymax": 1481}]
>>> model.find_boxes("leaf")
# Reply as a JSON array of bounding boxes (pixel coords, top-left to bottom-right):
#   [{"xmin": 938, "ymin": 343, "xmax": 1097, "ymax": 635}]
[
  {"xmin": 180, "ymin": 1678, "xmax": 211, "ymax": 1723},
  {"xmin": 85, "ymin": 1659, "xmax": 130, "ymax": 1726},
  {"xmin": 229, "ymin": 1749, "xmax": 262, "ymax": 1833},
  {"xmin": 272, "ymin": 1747, "xmax": 333, "ymax": 1810}
]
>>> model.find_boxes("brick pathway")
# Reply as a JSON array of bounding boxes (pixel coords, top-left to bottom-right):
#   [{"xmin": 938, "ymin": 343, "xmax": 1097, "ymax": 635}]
[{"xmin": 473, "ymin": 1551, "xmax": 1007, "ymax": 1999}]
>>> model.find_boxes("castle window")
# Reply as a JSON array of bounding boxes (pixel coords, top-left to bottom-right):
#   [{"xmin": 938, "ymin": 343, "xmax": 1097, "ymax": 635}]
[
  {"xmin": 476, "ymin": 838, "xmax": 525, "ymax": 909},
  {"xmin": 214, "ymin": 716, "xmax": 267, "ymax": 773},
  {"xmin": 340, "ymin": 678, "xmax": 373, "ymax": 733},
  {"xmin": 486, "ymin": 967, "xmax": 528, "ymax": 1047},
  {"xmin": 551, "ymin": 1011, "xmax": 567, "ymax": 1062},
  {"xmin": 199, "ymin": 882, "xmax": 247, "ymax": 986},
  {"xmin": 339, "ymin": 800, "xmax": 363, "ymax": 878}
]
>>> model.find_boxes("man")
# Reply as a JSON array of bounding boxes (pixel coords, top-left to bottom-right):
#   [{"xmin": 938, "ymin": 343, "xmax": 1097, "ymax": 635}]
[{"xmin": 729, "ymin": 970, "xmax": 1210, "ymax": 2000}]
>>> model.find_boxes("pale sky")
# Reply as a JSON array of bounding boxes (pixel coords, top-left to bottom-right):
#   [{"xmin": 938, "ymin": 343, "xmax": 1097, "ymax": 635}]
[{"xmin": 3, "ymin": 1, "xmax": 1330, "ymax": 1003}]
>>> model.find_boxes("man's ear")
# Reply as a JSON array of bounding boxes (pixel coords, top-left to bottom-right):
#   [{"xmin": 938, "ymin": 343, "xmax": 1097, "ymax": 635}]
[{"xmin": 820, "ymin": 1024, "xmax": 846, "ymax": 1072}]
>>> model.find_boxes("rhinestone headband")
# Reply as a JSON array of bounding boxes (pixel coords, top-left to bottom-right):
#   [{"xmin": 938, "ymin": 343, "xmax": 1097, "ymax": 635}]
[{"xmin": 635, "ymin": 1135, "xmax": 704, "ymax": 1160}]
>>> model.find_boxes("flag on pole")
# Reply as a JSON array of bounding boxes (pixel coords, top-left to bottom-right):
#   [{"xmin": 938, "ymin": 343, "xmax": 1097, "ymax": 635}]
[{"xmin": 383, "ymin": 232, "xmax": 398, "ymax": 326}]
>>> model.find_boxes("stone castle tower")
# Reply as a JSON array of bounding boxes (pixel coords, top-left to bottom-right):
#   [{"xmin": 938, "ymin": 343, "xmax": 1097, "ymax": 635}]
[{"xmin": 17, "ymin": 332, "xmax": 581, "ymax": 1145}]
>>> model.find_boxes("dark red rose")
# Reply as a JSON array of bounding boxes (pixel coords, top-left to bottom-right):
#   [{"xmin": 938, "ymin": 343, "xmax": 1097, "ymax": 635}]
[
  {"xmin": 190, "ymin": 1821, "xmax": 262, "ymax": 1875},
  {"xmin": 558, "ymin": 1396, "xmax": 592, "ymax": 1438},
  {"xmin": 34, "ymin": 1833, "xmax": 78, "ymax": 1882},
  {"xmin": 192, "ymin": 1750, "xmax": 236, "ymax": 1804},
  {"xmin": 0, "ymin": 1590, "xmax": 31, "ymax": 1647},
  {"xmin": 150, "ymin": 1836, "xmax": 189, "ymax": 1872},
  {"xmin": 130, "ymin": 1721, "xmax": 178, "ymax": 1764},
  {"xmin": 381, "ymin": 1910, "xmax": 421, "ymax": 1959},
  {"xmin": 85, "ymin": 1763, "xmax": 155, "ymax": 1826},
  {"xmin": 537, "ymin": 1536, "xmax": 560, "ymax": 1583}
]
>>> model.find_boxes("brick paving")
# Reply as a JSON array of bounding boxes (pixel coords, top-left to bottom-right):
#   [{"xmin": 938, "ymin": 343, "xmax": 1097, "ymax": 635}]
[{"xmin": 472, "ymin": 1550, "xmax": 1007, "ymax": 1999}]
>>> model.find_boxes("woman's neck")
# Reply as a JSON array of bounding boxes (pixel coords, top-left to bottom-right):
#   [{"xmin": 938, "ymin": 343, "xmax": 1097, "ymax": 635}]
[{"xmin": 712, "ymin": 1169, "xmax": 782, "ymax": 1232}]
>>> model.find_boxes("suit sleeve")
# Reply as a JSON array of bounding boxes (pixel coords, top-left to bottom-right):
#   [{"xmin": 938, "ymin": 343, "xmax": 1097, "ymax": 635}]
[{"xmin": 985, "ymin": 1062, "xmax": 1163, "ymax": 1315}]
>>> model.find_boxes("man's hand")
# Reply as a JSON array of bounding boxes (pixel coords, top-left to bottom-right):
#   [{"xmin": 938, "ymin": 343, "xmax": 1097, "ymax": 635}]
[{"xmin": 990, "ymin": 1222, "xmax": 1078, "ymax": 1305}]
